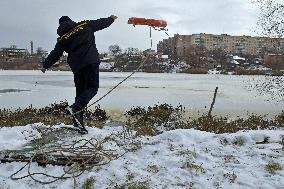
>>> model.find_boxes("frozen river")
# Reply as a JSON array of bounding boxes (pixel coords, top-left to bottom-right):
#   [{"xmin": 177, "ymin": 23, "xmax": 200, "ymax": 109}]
[{"xmin": 0, "ymin": 70, "xmax": 283, "ymax": 117}]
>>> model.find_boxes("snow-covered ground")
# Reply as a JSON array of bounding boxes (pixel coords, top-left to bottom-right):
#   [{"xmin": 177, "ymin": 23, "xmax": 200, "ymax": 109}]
[
  {"xmin": 0, "ymin": 124, "xmax": 283, "ymax": 189},
  {"xmin": 0, "ymin": 70, "xmax": 283, "ymax": 117}
]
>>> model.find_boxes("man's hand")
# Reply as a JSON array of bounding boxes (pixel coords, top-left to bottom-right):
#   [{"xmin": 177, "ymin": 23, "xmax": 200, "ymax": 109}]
[
  {"xmin": 111, "ymin": 15, "xmax": 118, "ymax": 20},
  {"xmin": 41, "ymin": 68, "xmax": 46, "ymax": 73}
]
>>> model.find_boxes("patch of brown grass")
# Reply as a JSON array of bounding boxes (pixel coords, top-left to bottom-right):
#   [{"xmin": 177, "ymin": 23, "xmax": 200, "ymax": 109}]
[
  {"xmin": 125, "ymin": 104, "xmax": 283, "ymax": 135},
  {"xmin": 0, "ymin": 101, "xmax": 108, "ymax": 127},
  {"xmin": 1, "ymin": 103, "xmax": 283, "ymax": 135}
]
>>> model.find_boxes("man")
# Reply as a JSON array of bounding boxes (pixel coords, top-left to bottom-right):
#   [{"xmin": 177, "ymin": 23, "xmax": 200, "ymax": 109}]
[{"xmin": 42, "ymin": 15, "xmax": 118, "ymax": 133}]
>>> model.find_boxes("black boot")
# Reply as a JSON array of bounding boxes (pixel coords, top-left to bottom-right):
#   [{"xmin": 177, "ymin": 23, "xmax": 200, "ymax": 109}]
[
  {"xmin": 65, "ymin": 105, "xmax": 88, "ymax": 134},
  {"xmin": 79, "ymin": 110, "xmax": 85, "ymax": 126}
]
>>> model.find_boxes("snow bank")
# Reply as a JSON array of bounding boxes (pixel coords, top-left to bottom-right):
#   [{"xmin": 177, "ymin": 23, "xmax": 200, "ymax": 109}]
[
  {"xmin": 0, "ymin": 124, "xmax": 283, "ymax": 189},
  {"xmin": 0, "ymin": 124, "xmax": 41, "ymax": 151}
]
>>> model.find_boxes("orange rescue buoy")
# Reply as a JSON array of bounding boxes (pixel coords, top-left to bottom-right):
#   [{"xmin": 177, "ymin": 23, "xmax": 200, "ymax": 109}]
[{"xmin": 128, "ymin": 17, "xmax": 167, "ymax": 28}]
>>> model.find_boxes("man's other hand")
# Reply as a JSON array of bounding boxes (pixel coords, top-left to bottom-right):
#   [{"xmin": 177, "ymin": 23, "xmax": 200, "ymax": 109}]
[
  {"xmin": 111, "ymin": 15, "xmax": 118, "ymax": 20},
  {"xmin": 41, "ymin": 68, "xmax": 46, "ymax": 73}
]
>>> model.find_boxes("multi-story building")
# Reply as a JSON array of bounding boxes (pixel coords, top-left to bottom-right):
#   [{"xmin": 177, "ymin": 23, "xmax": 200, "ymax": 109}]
[
  {"xmin": 0, "ymin": 45, "xmax": 28, "ymax": 58},
  {"xmin": 0, "ymin": 45, "xmax": 29, "ymax": 63},
  {"xmin": 158, "ymin": 33, "xmax": 284, "ymax": 58},
  {"xmin": 0, "ymin": 44, "xmax": 50, "ymax": 65},
  {"xmin": 157, "ymin": 37, "xmax": 178, "ymax": 58}
]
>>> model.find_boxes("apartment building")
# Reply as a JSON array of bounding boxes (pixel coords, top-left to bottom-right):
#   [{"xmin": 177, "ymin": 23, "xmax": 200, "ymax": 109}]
[
  {"xmin": 157, "ymin": 33, "xmax": 284, "ymax": 58},
  {"xmin": 0, "ymin": 45, "xmax": 28, "ymax": 58}
]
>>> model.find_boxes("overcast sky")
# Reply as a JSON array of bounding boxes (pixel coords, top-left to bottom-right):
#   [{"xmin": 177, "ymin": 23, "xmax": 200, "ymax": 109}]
[{"xmin": 0, "ymin": 0, "xmax": 259, "ymax": 53}]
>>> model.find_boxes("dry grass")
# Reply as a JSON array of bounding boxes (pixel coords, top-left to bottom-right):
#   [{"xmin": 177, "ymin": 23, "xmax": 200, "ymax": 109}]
[
  {"xmin": 82, "ymin": 177, "xmax": 96, "ymax": 189},
  {"xmin": 265, "ymin": 162, "xmax": 282, "ymax": 175},
  {"xmin": 0, "ymin": 101, "xmax": 108, "ymax": 127},
  {"xmin": 116, "ymin": 181, "xmax": 149, "ymax": 189},
  {"xmin": 1, "ymin": 102, "xmax": 283, "ymax": 135},
  {"xmin": 125, "ymin": 104, "xmax": 284, "ymax": 135},
  {"xmin": 181, "ymin": 161, "xmax": 206, "ymax": 175},
  {"xmin": 125, "ymin": 104, "xmax": 187, "ymax": 136},
  {"xmin": 189, "ymin": 114, "xmax": 279, "ymax": 134}
]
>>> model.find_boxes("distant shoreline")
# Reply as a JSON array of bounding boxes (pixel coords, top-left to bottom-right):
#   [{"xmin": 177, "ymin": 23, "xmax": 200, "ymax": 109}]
[{"xmin": 1, "ymin": 68, "xmax": 283, "ymax": 76}]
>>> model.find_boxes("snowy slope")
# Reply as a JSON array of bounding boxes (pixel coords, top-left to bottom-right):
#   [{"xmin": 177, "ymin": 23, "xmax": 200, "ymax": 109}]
[{"xmin": 0, "ymin": 124, "xmax": 283, "ymax": 189}]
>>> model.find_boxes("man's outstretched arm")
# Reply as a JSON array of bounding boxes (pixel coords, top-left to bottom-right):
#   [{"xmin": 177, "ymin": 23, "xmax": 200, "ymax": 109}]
[
  {"xmin": 42, "ymin": 43, "xmax": 64, "ymax": 72},
  {"xmin": 88, "ymin": 15, "xmax": 118, "ymax": 32}
]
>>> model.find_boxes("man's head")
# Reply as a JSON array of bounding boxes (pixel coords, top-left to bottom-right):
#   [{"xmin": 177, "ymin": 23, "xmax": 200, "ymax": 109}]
[
  {"xmin": 57, "ymin": 16, "xmax": 76, "ymax": 36},
  {"xmin": 59, "ymin": 16, "xmax": 72, "ymax": 24}
]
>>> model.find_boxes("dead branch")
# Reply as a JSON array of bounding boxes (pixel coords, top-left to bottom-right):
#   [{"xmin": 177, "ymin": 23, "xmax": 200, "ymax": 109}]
[{"xmin": 0, "ymin": 152, "xmax": 100, "ymax": 166}]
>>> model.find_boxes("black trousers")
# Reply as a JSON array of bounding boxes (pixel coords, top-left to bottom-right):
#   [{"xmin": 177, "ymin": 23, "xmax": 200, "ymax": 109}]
[{"xmin": 73, "ymin": 64, "xmax": 99, "ymax": 121}]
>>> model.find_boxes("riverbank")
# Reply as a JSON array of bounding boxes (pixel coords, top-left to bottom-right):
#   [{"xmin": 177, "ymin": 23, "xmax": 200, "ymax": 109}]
[
  {"xmin": 1, "ymin": 102, "xmax": 283, "ymax": 133},
  {"xmin": 0, "ymin": 103, "xmax": 283, "ymax": 189}
]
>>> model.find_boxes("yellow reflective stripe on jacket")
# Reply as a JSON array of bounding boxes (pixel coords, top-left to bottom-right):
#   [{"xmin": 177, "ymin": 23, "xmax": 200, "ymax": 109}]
[{"xmin": 58, "ymin": 22, "xmax": 87, "ymax": 42}]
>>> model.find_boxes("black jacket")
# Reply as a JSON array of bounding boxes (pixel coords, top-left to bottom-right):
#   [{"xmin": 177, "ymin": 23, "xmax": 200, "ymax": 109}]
[{"xmin": 43, "ymin": 17, "xmax": 114, "ymax": 73}]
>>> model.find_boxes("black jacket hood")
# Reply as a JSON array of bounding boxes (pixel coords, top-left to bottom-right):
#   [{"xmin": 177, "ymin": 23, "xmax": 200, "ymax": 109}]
[{"xmin": 57, "ymin": 20, "xmax": 77, "ymax": 36}]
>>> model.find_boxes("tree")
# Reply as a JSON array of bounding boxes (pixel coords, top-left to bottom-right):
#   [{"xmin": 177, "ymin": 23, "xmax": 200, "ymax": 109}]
[
  {"xmin": 36, "ymin": 47, "xmax": 48, "ymax": 58},
  {"xmin": 36, "ymin": 47, "xmax": 43, "ymax": 55},
  {"xmin": 108, "ymin": 44, "xmax": 122, "ymax": 56},
  {"xmin": 251, "ymin": 0, "xmax": 284, "ymax": 102},
  {"xmin": 210, "ymin": 48, "xmax": 227, "ymax": 68},
  {"xmin": 254, "ymin": 0, "xmax": 284, "ymax": 38},
  {"xmin": 185, "ymin": 45, "xmax": 208, "ymax": 69}
]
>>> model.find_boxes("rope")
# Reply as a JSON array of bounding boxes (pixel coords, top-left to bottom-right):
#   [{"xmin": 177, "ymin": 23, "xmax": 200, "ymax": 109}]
[
  {"xmin": 71, "ymin": 53, "xmax": 151, "ymax": 117},
  {"xmin": 151, "ymin": 26, "xmax": 169, "ymax": 36},
  {"xmin": 150, "ymin": 27, "xmax": 153, "ymax": 49},
  {"xmin": 10, "ymin": 128, "xmax": 139, "ymax": 186}
]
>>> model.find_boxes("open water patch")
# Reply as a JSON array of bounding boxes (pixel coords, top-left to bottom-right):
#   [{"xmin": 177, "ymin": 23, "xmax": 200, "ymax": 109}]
[{"xmin": 0, "ymin": 89, "xmax": 30, "ymax": 93}]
